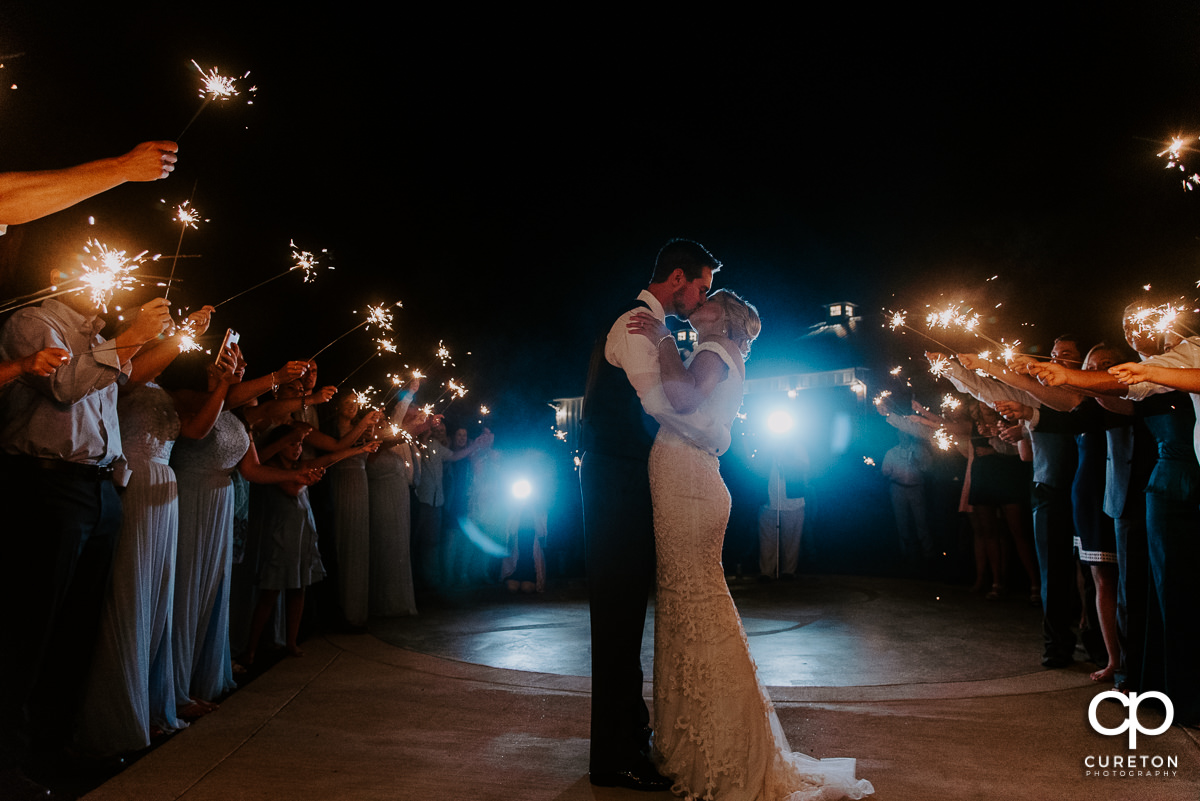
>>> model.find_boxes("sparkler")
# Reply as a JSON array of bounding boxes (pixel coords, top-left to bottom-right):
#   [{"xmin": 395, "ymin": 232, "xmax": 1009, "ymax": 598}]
[
  {"xmin": 176, "ymin": 312, "xmax": 205, "ymax": 353},
  {"xmin": 862, "ymin": 456, "xmax": 875, "ymax": 466},
  {"xmin": 883, "ymin": 309, "xmax": 955, "ymax": 353},
  {"xmin": 872, "ymin": 390, "xmax": 892, "ymax": 407},
  {"xmin": 178, "ymin": 60, "xmax": 256, "ymax": 139},
  {"xmin": 1126, "ymin": 302, "xmax": 1198, "ymax": 341},
  {"xmin": 162, "ymin": 193, "xmax": 205, "ymax": 302},
  {"xmin": 889, "ymin": 366, "xmax": 903, "ymax": 377},
  {"xmin": 350, "ymin": 386, "xmax": 379, "ymax": 410},
  {"xmin": 928, "ymin": 355, "xmax": 952, "ymax": 379},
  {"xmin": 314, "ymin": 302, "xmax": 402, "ymax": 386},
  {"xmin": 436, "ymin": 340, "xmax": 453, "ymax": 366},
  {"xmin": 78, "ymin": 238, "xmax": 150, "ymax": 311},
  {"xmin": 932, "ymin": 427, "xmax": 955, "ymax": 452},
  {"xmin": 940, "ymin": 394, "xmax": 961, "ymax": 413},
  {"xmin": 213, "ymin": 241, "xmax": 331, "ymax": 308},
  {"xmin": 337, "ymin": 334, "xmax": 402, "ymax": 388},
  {"xmin": 1157, "ymin": 136, "xmax": 1200, "ymax": 190}
]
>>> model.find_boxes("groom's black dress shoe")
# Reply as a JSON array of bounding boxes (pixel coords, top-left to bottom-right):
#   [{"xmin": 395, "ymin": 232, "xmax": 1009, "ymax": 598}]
[{"xmin": 589, "ymin": 762, "xmax": 672, "ymax": 791}]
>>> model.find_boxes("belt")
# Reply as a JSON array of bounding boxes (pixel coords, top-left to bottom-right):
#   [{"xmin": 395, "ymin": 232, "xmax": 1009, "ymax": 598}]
[{"xmin": 25, "ymin": 456, "xmax": 115, "ymax": 482}]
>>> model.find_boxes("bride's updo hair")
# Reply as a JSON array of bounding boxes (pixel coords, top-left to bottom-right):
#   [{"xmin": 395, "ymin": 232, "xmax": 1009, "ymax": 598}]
[{"xmin": 710, "ymin": 288, "xmax": 761, "ymax": 360}]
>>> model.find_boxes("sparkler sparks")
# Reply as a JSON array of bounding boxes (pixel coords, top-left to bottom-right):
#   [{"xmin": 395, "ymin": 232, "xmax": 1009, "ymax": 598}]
[
  {"xmin": 176, "ymin": 316, "xmax": 204, "ymax": 353},
  {"xmin": 446, "ymin": 379, "xmax": 468, "ymax": 399},
  {"xmin": 872, "ymin": 390, "xmax": 892, "ymax": 407},
  {"xmin": 940, "ymin": 394, "xmax": 961, "ymax": 412},
  {"xmin": 888, "ymin": 310, "xmax": 907, "ymax": 330},
  {"xmin": 289, "ymin": 240, "xmax": 328, "ymax": 283},
  {"xmin": 174, "ymin": 200, "xmax": 206, "ymax": 229},
  {"xmin": 933, "ymin": 427, "xmax": 955, "ymax": 452},
  {"xmin": 77, "ymin": 239, "xmax": 148, "ymax": 310},
  {"xmin": 889, "ymin": 366, "xmax": 903, "ymax": 377},
  {"xmin": 191, "ymin": 59, "xmax": 252, "ymax": 101},
  {"xmin": 214, "ymin": 241, "xmax": 331, "ymax": 308},
  {"xmin": 365, "ymin": 303, "xmax": 395, "ymax": 331},
  {"xmin": 436, "ymin": 341, "xmax": 452, "ymax": 366},
  {"xmin": 1127, "ymin": 303, "xmax": 1181, "ymax": 336},
  {"xmin": 863, "ymin": 456, "xmax": 875, "ymax": 466},
  {"xmin": 1156, "ymin": 135, "xmax": 1200, "ymax": 190},
  {"xmin": 178, "ymin": 60, "xmax": 257, "ymax": 139},
  {"xmin": 351, "ymin": 386, "xmax": 379, "ymax": 410},
  {"xmin": 928, "ymin": 355, "xmax": 951, "ymax": 378}
]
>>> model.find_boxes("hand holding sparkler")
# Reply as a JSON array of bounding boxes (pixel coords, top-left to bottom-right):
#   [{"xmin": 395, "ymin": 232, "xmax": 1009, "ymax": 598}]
[
  {"xmin": 954, "ymin": 352, "xmax": 981, "ymax": 371},
  {"xmin": 1108, "ymin": 362, "xmax": 1159, "ymax": 386},
  {"xmin": 24, "ymin": 348, "xmax": 70, "ymax": 377},
  {"xmin": 0, "ymin": 142, "xmax": 178, "ymax": 227},
  {"xmin": 1005, "ymin": 354, "xmax": 1037, "ymax": 374},
  {"xmin": 993, "ymin": 400, "xmax": 1032, "ymax": 422},
  {"xmin": 112, "ymin": 298, "xmax": 173, "ymax": 363},
  {"xmin": 308, "ymin": 385, "xmax": 337, "ymax": 405},
  {"xmin": 1026, "ymin": 361, "xmax": 1067, "ymax": 387},
  {"xmin": 117, "ymin": 141, "xmax": 179, "ymax": 182},
  {"xmin": 996, "ymin": 419, "xmax": 1026, "ymax": 445},
  {"xmin": 0, "ymin": 347, "xmax": 69, "ymax": 387},
  {"xmin": 174, "ymin": 304, "xmax": 215, "ymax": 347}
]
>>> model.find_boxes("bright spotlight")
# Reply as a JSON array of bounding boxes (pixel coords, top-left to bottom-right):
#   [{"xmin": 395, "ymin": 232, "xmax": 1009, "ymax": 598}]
[
  {"xmin": 766, "ymin": 410, "xmax": 794, "ymax": 434},
  {"xmin": 511, "ymin": 479, "xmax": 532, "ymax": 499}
]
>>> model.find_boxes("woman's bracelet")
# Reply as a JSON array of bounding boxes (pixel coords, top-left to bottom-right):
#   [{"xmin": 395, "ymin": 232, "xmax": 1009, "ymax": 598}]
[{"xmin": 656, "ymin": 334, "xmax": 673, "ymax": 349}]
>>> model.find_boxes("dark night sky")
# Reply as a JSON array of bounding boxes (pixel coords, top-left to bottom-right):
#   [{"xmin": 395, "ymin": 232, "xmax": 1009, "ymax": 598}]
[{"xmin": 3, "ymin": 5, "xmax": 1200, "ymax": 441}]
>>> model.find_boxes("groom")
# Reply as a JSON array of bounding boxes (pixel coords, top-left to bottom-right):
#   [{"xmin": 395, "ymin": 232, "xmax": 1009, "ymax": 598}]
[{"xmin": 579, "ymin": 238, "xmax": 719, "ymax": 790}]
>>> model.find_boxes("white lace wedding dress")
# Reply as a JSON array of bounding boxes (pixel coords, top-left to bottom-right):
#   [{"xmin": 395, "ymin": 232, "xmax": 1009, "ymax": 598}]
[{"xmin": 649, "ymin": 342, "xmax": 874, "ymax": 801}]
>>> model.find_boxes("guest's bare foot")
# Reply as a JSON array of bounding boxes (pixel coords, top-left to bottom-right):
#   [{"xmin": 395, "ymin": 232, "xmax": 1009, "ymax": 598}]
[
  {"xmin": 1090, "ymin": 665, "xmax": 1116, "ymax": 683},
  {"xmin": 178, "ymin": 699, "xmax": 217, "ymax": 719},
  {"xmin": 287, "ymin": 645, "xmax": 305, "ymax": 658}
]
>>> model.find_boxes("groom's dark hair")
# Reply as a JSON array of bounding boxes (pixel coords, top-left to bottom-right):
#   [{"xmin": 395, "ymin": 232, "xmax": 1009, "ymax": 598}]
[{"xmin": 650, "ymin": 238, "xmax": 722, "ymax": 284}]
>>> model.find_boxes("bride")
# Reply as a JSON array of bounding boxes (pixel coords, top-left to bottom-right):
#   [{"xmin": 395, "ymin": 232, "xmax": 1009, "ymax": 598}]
[{"xmin": 628, "ymin": 289, "xmax": 874, "ymax": 801}]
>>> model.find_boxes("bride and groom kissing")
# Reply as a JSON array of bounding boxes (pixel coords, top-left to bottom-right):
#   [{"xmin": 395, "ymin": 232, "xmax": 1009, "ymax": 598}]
[{"xmin": 579, "ymin": 239, "xmax": 873, "ymax": 799}]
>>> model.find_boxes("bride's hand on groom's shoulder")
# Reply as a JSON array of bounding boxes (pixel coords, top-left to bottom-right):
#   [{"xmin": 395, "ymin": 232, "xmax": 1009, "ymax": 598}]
[{"xmin": 627, "ymin": 311, "xmax": 669, "ymax": 344}]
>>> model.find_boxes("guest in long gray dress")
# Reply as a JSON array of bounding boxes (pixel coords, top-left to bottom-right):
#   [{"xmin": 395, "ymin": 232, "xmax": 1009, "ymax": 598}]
[
  {"xmin": 367, "ymin": 392, "xmax": 420, "ymax": 617},
  {"xmin": 321, "ymin": 393, "xmax": 384, "ymax": 628},
  {"xmin": 75, "ymin": 307, "xmax": 218, "ymax": 755}
]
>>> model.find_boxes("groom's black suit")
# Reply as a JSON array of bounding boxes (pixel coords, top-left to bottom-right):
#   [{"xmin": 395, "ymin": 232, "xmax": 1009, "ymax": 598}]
[{"xmin": 580, "ymin": 297, "xmax": 659, "ymax": 774}]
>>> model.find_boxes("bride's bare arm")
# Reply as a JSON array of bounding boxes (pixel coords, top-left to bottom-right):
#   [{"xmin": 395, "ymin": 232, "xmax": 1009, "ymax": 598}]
[{"xmin": 629, "ymin": 312, "xmax": 728, "ymax": 413}]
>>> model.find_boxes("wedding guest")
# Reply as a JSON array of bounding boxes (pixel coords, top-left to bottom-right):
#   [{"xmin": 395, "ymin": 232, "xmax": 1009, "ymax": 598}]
[
  {"xmin": 74, "ymin": 306, "xmax": 218, "ymax": 757},
  {"xmin": 162, "ymin": 347, "xmax": 319, "ymax": 704},
  {"xmin": 1031, "ymin": 313, "xmax": 1200, "ymax": 725},
  {"xmin": 243, "ymin": 424, "xmax": 378, "ymax": 663},
  {"xmin": 0, "ymin": 289, "xmax": 170, "ymax": 799},
  {"xmin": 881, "ymin": 431, "xmax": 934, "ymax": 565},
  {"xmin": 320, "ymin": 394, "xmax": 383, "ymax": 629},
  {"xmin": 367, "ymin": 383, "xmax": 421, "ymax": 617}
]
